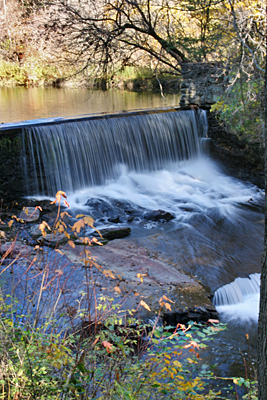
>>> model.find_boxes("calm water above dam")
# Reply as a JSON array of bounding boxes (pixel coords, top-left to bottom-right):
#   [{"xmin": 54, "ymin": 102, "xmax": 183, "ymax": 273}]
[{"xmin": 0, "ymin": 86, "xmax": 180, "ymax": 123}]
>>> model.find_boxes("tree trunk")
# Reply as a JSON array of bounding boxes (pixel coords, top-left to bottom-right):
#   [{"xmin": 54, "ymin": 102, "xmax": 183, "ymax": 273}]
[{"xmin": 257, "ymin": 5, "xmax": 267, "ymax": 399}]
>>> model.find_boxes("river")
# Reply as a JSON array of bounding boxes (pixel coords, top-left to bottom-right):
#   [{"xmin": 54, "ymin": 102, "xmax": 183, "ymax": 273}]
[{"xmin": 1, "ymin": 86, "xmax": 263, "ymax": 386}]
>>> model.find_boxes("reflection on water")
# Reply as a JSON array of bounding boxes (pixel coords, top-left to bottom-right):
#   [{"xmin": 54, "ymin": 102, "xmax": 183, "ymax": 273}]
[{"xmin": 0, "ymin": 86, "xmax": 180, "ymax": 123}]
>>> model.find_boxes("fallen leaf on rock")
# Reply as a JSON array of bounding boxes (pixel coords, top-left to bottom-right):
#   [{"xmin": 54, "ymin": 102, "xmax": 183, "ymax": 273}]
[{"xmin": 140, "ymin": 300, "xmax": 151, "ymax": 311}]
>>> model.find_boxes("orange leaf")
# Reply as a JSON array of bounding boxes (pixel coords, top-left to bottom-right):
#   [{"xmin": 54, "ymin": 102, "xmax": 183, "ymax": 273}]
[
  {"xmin": 164, "ymin": 302, "xmax": 172, "ymax": 311},
  {"xmin": 103, "ymin": 269, "xmax": 116, "ymax": 279},
  {"xmin": 92, "ymin": 337, "xmax": 99, "ymax": 346},
  {"xmin": 57, "ymin": 191, "xmax": 67, "ymax": 198},
  {"xmin": 68, "ymin": 240, "xmax": 75, "ymax": 249},
  {"xmin": 114, "ymin": 286, "xmax": 121, "ymax": 294},
  {"xmin": 102, "ymin": 341, "xmax": 113, "ymax": 353},
  {"xmin": 64, "ymin": 200, "xmax": 70, "ymax": 208},
  {"xmin": 140, "ymin": 300, "xmax": 151, "ymax": 311},
  {"xmin": 55, "ymin": 269, "xmax": 63, "ymax": 275},
  {"xmin": 162, "ymin": 295, "xmax": 174, "ymax": 303}
]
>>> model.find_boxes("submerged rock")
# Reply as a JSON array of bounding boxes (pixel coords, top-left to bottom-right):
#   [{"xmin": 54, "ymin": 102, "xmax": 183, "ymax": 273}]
[{"xmin": 143, "ymin": 209, "xmax": 175, "ymax": 222}]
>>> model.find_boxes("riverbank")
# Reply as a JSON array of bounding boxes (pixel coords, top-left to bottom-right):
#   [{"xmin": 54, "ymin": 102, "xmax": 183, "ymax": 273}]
[{"xmin": 207, "ymin": 110, "xmax": 265, "ymax": 189}]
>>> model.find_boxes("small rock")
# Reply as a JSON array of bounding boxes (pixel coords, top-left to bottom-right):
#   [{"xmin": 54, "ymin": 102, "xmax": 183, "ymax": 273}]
[
  {"xmin": 42, "ymin": 233, "xmax": 68, "ymax": 248},
  {"xmin": 108, "ymin": 216, "xmax": 125, "ymax": 224},
  {"xmin": 19, "ymin": 207, "xmax": 40, "ymax": 222},
  {"xmin": 98, "ymin": 226, "xmax": 131, "ymax": 240},
  {"xmin": 143, "ymin": 209, "xmax": 175, "ymax": 222}
]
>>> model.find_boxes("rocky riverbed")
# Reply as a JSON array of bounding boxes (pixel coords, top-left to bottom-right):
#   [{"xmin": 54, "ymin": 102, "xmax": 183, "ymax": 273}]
[{"xmin": 0, "ymin": 199, "xmax": 219, "ymax": 327}]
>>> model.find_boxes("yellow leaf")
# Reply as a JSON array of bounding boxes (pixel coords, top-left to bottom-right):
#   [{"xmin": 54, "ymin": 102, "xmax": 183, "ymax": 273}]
[
  {"xmin": 75, "ymin": 214, "xmax": 85, "ymax": 219},
  {"xmin": 71, "ymin": 219, "xmax": 85, "ymax": 233},
  {"xmin": 57, "ymin": 224, "xmax": 65, "ymax": 233},
  {"xmin": 137, "ymin": 273, "xmax": 147, "ymax": 283},
  {"xmin": 173, "ymin": 360, "xmax": 182, "ymax": 368},
  {"xmin": 0, "ymin": 231, "xmax": 5, "ymax": 239},
  {"xmin": 64, "ymin": 231, "xmax": 70, "ymax": 239},
  {"xmin": 83, "ymin": 216, "xmax": 94, "ymax": 227},
  {"xmin": 140, "ymin": 300, "xmax": 151, "ymax": 311},
  {"xmin": 8, "ymin": 220, "xmax": 14, "ymax": 227},
  {"xmin": 55, "ymin": 249, "xmax": 64, "ymax": 255},
  {"xmin": 68, "ymin": 240, "xmax": 75, "ymax": 249},
  {"xmin": 23, "ymin": 207, "xmax": 29, "ymax": 216}
]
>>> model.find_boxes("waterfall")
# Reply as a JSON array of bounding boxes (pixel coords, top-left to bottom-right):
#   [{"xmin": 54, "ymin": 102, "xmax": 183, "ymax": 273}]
[
  {"xmin": 213, "ymin": 273, "xmax": 260, "ymax": 321},
  {"xmin": 22, "ymin": 109, "xmax": 207, "ymax": 196}
]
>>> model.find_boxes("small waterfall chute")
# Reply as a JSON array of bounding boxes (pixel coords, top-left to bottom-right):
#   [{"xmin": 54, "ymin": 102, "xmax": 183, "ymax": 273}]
[
  {"xmin": 213, "ymin": 273, "xmax": 260, "ymax": 306},
  {"xmin": 213, "ymin": 273, "xmax": 260, "ymax": 321}
]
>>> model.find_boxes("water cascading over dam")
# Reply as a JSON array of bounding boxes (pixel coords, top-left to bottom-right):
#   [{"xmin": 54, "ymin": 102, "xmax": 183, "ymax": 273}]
[{"xmin": 22, "ymin": 109, "xmax": 207, "ymax": 196}]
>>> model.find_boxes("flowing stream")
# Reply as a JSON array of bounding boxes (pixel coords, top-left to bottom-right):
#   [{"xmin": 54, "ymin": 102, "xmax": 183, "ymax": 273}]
[{"xmin": 2, "ymin": 87, "xmax": 264, "ymax": 379}]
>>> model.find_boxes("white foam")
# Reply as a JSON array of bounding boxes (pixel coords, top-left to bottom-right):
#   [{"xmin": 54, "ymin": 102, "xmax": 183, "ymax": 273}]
[
  {"xmin": 67, "ymin": 157, "xmax": 263, "ymax": 223},
  {"xmin": 216, "ymin": 292, "xmax": 260, "ymax": 322}
]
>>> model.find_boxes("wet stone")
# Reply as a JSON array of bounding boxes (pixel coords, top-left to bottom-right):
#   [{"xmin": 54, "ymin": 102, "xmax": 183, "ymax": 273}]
[
  {"xmin": 18, "ymin": 207, "xmax": 40, "ymax": 222},
  {"xmin": 98, "ymin": 226, "xmax": 131, "ymax": 240},
  {"xmin": 143, "ymin": 209, "xmax": 175, "ymax": 222}
]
